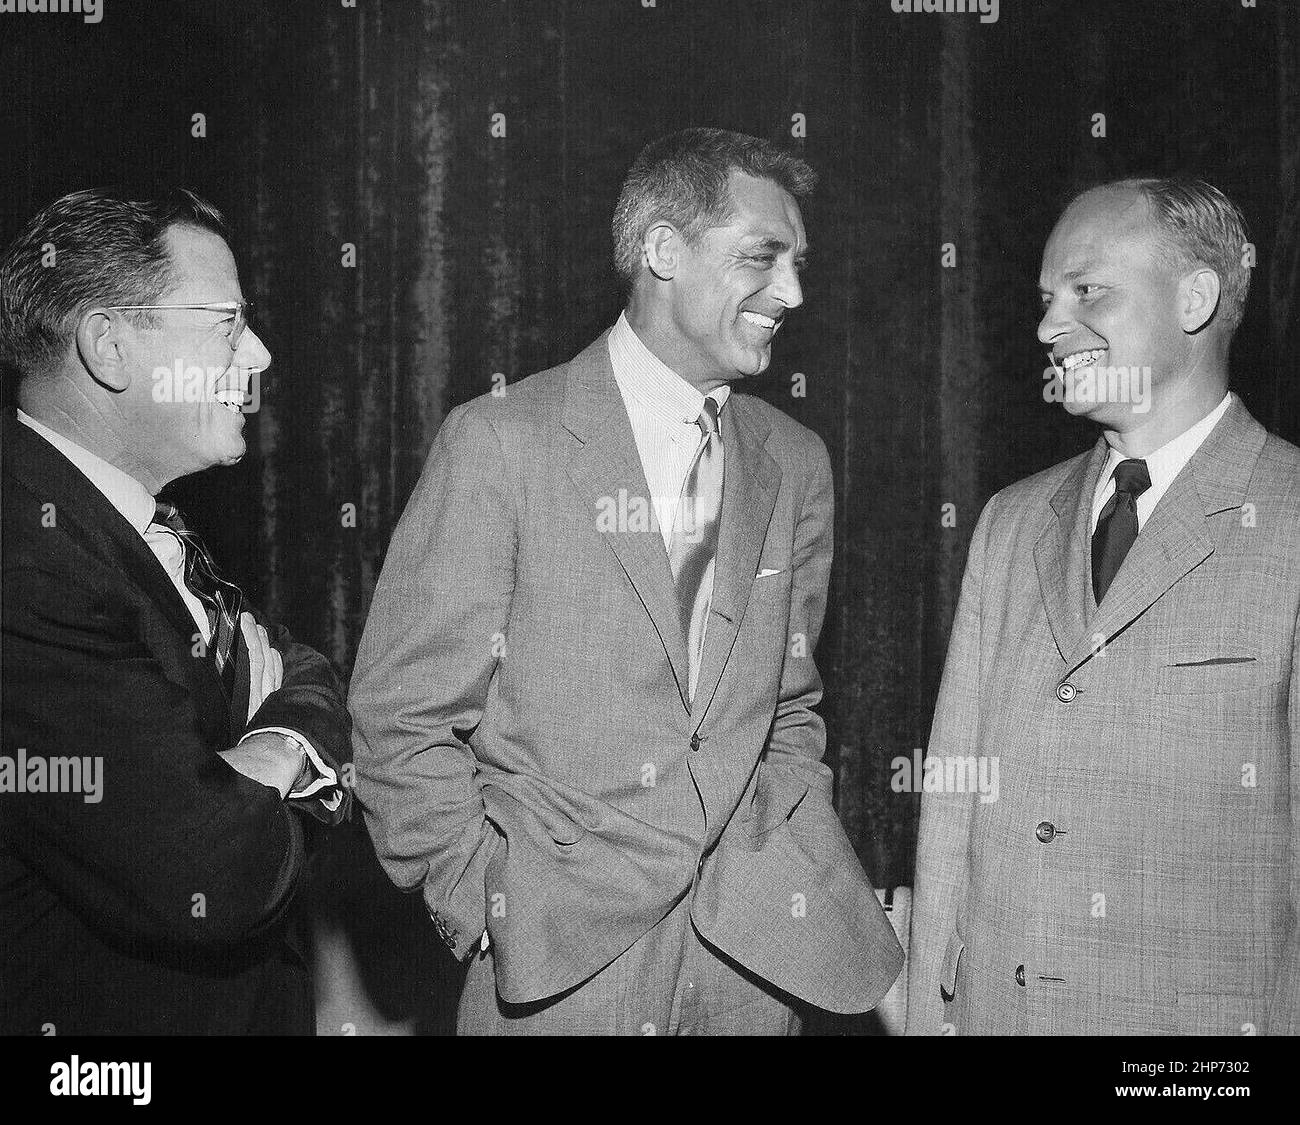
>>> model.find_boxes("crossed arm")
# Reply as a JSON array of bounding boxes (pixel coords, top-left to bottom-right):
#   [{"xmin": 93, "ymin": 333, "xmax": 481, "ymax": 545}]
[{"xmin": 1, "ymin": 559, "xmax": 350, "ymax": 952}]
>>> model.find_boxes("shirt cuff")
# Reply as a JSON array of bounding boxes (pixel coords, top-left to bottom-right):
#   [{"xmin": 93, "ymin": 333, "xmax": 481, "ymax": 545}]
[{"xmin": 240, "ymin": 726, "xmax": 342, "ymax": 811}]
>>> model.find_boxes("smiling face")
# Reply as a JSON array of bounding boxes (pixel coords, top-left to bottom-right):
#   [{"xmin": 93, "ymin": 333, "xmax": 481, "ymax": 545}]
[
  {"xmin": 659, "ymin": 171, "xmax": 808, "ymax": 387},
  {"xmin": 1037, "ymin": 187, "xmax": 1191, "ymax": 428},
  {"xmin": 119, "ymin": 224, "xmax": 271, "ymax": 483}
]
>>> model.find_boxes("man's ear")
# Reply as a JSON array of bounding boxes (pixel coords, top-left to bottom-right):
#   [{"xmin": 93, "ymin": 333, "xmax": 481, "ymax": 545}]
[
  {"xmin": 1180, "ymin": 267, "xmax": 1222, "ymax": 334},
  {"xmin": 75, "ymin": 309, "xmax": 132, "ymax": 391},
  {"xmin": 643, "ymin": 221, "xmax": 680, "ymax": 281}
]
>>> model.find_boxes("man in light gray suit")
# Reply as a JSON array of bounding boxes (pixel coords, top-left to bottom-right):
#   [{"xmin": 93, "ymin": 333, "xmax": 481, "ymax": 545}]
[
  {"xmin": 907, "ymin": 178, "xmax": 1299, "ymax": 1035},
  {"xmin": 350, "ymin": 128, "xmax": 902, "ymax": 1034}
]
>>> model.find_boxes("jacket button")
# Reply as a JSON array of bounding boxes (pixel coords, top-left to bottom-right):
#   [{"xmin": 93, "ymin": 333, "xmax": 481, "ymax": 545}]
[
  {"xmin": 690, "ymin": 734, "xmax": 701, "ymax": 752},
  {"xmin": 1035, "ymin": 821, "xmax": 1057, "ymax": 843},
  {"xmin": 1015, "ymin": 964, "xmax": 1026, "ymax": 987},
  {"xmin": 1056, "ymin": 681, "xmax": 1077, "ymax": 703}
]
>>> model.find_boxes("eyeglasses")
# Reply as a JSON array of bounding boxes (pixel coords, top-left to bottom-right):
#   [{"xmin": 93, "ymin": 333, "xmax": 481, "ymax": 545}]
[{"xmin": 104, "ymin": 300, "xmax": 253, "ymax": 349}]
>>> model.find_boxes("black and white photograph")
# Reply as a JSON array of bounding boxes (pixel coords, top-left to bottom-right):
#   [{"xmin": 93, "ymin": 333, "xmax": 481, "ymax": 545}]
[{"xmin": 0, "ymin": 0, "xmax": 1296, "ymax": 1104}]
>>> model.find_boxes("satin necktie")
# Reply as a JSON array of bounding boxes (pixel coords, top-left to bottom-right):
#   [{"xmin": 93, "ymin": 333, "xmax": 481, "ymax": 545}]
[
  {"xmin": 668, "ymin": 397, "xmax": 724, "ymax": 702},
  {"xmin": 1091, "ymin": 458, "xmax": 1151, "ymax": 604}
]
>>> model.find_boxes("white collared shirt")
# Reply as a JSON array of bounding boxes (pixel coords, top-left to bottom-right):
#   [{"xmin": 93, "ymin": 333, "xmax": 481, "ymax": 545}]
[
  {"xmin": 1090, "ymin": 392, "xmax": 1234, "ymax": 534},
  {"xmin": 16, "ymin": 410, "xmax": 337, "ymax": 804},
  {"xmin": 607, "ymin": 311, "xmax": 729, "ymax": 552}
]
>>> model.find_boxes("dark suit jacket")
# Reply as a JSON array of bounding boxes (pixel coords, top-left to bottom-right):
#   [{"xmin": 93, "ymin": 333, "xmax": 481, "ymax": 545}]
[
  {"xmin": 1, "ymin": 412, "xmax": 351, "ymax": 1035},
  {"xmin": 907, "ymin": 398, "xmax": 1300, "ymax": 1035},
  {"xmin": 350, "ymin": 332, "xmax": 903, "ymax": 1013}
]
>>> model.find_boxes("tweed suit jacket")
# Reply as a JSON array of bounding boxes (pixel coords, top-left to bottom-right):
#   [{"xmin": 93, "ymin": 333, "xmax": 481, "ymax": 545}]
[
  {"xmin": 350, "ymin": 331, "xmax": 903, "ymax": 1012},
  {"xmin": 906, "ymin": 398, "xmax": 1300, "ymax": 1035}
]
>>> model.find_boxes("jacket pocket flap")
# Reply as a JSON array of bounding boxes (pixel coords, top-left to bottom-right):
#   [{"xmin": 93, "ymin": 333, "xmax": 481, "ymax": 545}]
[{"xmin": 1157, "ymin": 656, "xmax": 1281, "ymax": 695}]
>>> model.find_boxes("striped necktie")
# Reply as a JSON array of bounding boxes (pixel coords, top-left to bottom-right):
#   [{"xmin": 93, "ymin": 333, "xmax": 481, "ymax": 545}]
[
  {"xmin": 153, "ymin": 501, "xmax": 244, "ymax": 696},
  {"xmin": 668, "ymin": 396, "xmax": 724, "ymax": 702}
]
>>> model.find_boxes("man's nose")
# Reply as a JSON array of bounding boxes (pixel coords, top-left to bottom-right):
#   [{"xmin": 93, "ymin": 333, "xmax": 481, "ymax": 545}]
[
  {"xmin": 237, "ymin": 326, "xmax": 272, "ymax": 371},
  {"xmin": 772, "ymin": 262, "xmax": 803, "ymax": 310},
  {"xmin": 1037, "ymin": 296, "xmax": 1070, "ymax": 346}
]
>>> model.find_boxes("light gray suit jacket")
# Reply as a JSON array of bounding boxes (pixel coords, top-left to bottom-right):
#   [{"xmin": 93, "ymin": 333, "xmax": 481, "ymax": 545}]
[
  {"xmin": 906, "ymin": 398, "xmax": 1300, "ymax": 1035},
  {"xmin": 350, "ymin": 332, "xmax": 903, "ymax": 1012}
]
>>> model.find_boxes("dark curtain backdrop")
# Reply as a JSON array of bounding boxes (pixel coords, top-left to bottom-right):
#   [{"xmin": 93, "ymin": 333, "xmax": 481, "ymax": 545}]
[{"xmin": 3, "ymin": 0, "xmax": 1297, "ymax": 1033}]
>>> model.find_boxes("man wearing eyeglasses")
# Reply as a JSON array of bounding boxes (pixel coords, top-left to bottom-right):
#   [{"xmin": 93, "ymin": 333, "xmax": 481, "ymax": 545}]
[{"xmin": 0, "ymin": 187, "xmax": 351, "ymax": 1035}]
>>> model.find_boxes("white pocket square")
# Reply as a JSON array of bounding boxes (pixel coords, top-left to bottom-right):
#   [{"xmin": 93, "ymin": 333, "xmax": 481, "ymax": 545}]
[{"xmin": 756, "ymin": 568, "xmax": 783, "ymax": 579}]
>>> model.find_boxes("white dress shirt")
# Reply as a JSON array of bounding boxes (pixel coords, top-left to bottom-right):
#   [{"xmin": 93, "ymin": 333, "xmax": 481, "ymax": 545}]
[
  {"xmin": 1090, "ymin": 391, "xmax": 1234, "ymax": 534},
  {"xmin": 607, "ymin": 311, "xmax": 729, "ymax": 553},
  {"xmin": 16, "ymin": 410, "xmax": 338, "ymax": 803}
]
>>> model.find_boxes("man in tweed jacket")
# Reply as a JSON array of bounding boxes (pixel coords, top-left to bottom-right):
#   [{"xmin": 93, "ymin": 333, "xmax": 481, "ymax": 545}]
[{"xmin": 907, "ymin": 177, "xmax": 1299, "ymax": 1035}]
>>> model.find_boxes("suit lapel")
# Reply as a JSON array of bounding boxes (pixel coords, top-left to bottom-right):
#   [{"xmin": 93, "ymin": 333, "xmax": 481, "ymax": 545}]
[
  {"xmin": 1048, "ymin": 398, "xmax": 1266, "ymax": 676},
  {"xmin": 562, "ymin": 336, "xmax": 693, "ymax": 710},
  {"xmin": 1082, "ymin": 470, "xmax": 1213, "ymax": 655},
  {"xmin": 1084, "ymin": 398, "xmax": 1264, "ymax": 660},
  {"xmin": 1034, "ymin": 439, "xmax": 1109, "ymax": 664},
  {"xmin": 690, "ymin": 396, "xmax": 780, "ymax": 720},
  {"xmin": 4, "ymin": 414, "xmax": 201, "ymax": 644}
]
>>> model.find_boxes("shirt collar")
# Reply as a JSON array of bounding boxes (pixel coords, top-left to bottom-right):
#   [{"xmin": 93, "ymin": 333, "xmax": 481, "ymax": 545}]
[
  {"xmin": 16, "ymin": 409, "xmax": 157, "ymax": 536},
  {"xmin": 1099, "ymin": 391, "xmax": 1234, "ymax": 496},
  {"xmin": 607, "ymin": 311, "xmax": 731, "ymax": 429}
]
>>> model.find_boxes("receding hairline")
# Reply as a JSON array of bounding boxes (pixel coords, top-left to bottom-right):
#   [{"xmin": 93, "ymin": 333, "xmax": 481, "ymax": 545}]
[
  {"xmin": 1056, "ymin": 181, "xmax": 1228, "ymax": 274},
  {"xmin": 1042, "ymin": 186, "xmax": 1185, "ymax": 277},
  {"xmin": 1058, "ymin": 183, "xmax": 1159, "ymax": 232},
  {"xmin": 159, "ymin": 220, "xmax": 238, "ymax": 270}
]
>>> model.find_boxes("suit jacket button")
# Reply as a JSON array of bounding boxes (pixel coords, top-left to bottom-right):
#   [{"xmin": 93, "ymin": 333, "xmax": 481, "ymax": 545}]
[
  {"xmin": 1035, "ymin": 821, "xmax": 1057, "ymax": 843},
  {"xmin": 1056, "ymin": 681, "xmax": 1077, "ymax": 703},
  {"xmin": 690, "ymin": 734, "xmax": 701, "ymax": 752},
  {"xmin": 1015, "ymin": 964, "xmax": 1026, "ymax": 987}
]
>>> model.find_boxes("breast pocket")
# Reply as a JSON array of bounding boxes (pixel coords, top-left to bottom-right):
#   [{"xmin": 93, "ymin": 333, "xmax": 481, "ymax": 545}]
[
  {"xmin": 749, "ymin": 565, "xmax": 793, "ymax": 602},
  {"xmin": 1156, "ymin": 656, "xmax": 1284, "ymax": 695}
]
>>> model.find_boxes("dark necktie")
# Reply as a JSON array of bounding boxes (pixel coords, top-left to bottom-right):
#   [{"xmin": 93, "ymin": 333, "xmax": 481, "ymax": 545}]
[
  {"xmin": 1091, "ymin": 458, "xmax": 1151, "ymax": 604},
  {"xmin": 153, "ymin": 500, "xmax": 244, "ymax": 696},
  {"xmin": 668, "ymin": 397, "xmax": 724, "ymax": 702}
]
